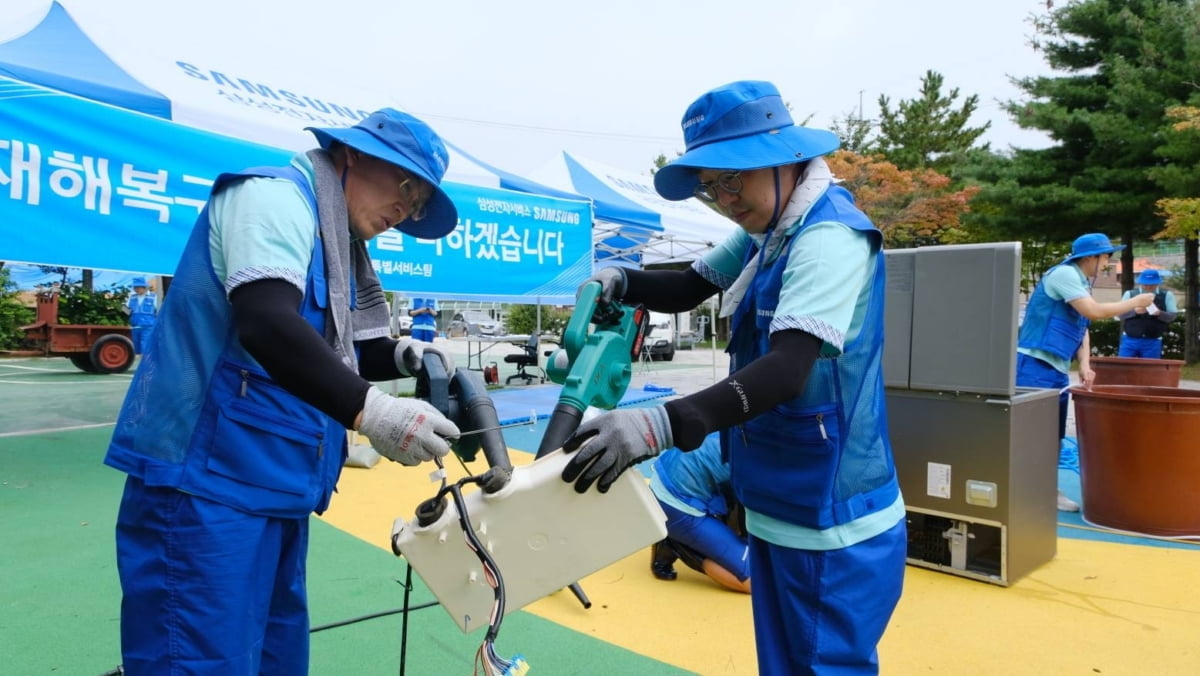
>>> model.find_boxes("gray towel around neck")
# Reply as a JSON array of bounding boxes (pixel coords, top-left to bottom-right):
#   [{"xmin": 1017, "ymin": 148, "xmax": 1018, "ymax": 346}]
[{"xmin": 306, "ymin": 149, "xmax": 392, "ymax": 372}]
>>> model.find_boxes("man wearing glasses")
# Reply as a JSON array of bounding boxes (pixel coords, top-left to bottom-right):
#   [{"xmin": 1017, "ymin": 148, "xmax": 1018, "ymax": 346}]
[
  {"xmin": 105, "ymin": 109, "xmax": 462, "ymax": 674},
  {"xmin": 1016, "ymin": 232, "xmax": 1155, "ymax": 511},
  {"xmin": 559, "ymin": 80, "xmax": 905, "ymax": 674}
]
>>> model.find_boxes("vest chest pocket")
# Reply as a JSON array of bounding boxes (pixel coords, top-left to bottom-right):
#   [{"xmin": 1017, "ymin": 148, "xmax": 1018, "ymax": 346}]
[
  {"xmin": 732, "ymin": 403, "xmax": 841, "ymax": 516},
  {"xmin": 207, "ymin": 398, "xmax": 325, "ymax": 497}
]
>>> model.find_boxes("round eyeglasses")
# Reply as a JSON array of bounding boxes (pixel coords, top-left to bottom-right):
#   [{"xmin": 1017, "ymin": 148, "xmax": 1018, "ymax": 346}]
[
  {"xmin": 694, "ymin": 171, "xmax": 743, "ymax": 203},
  {"xmin": 396, "ymin": 173, "xmax": 429, "ymax": 222}
]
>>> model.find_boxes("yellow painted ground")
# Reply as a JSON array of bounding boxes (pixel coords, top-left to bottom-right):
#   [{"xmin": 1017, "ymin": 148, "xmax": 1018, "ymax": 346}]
[{"xmin": 321, "ymin": 451, "xmax": 1200, "ymax": 675}]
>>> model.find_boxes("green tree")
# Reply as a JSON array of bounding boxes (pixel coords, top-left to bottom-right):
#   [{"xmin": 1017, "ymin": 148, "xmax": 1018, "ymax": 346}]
[
  {"xmin": 504, "ymin": 304, "xmax": 571, "ymax": 337},
  {"xmin": 994, "ymin": 0, "xmax": 1199, "ymax": 288},
  {"xmin": 57, "ymin": 282, "xmax": 130, "ymax": 326},
  {"xmin": 875, "ymin": 70, "xmax": 991, "ymax": 172},
  {"xmin": 0, "ymin": 265, "xmax": 35, "ymax": 349},
  {"xmin": 829, "ymin": 109, "xmax": 876, "ymax": 155},
  {"xmin": 1152, "ymin": 103, "xmax": 1200, "ymax": 362}
]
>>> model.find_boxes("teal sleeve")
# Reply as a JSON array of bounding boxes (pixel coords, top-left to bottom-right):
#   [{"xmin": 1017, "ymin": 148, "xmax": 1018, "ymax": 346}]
[
  {"xmin": 1044, "ymin": 265, "xmax": 1089, "ymax": 303},
  {"xmin": 773, "ymin": 222, "xmax": 873, "ymax": 356},
  {"xmin": 208, "ymin": 176, "xmax": 317, "ymax": 296},
  {"xmin": 693, "ymin": 229, "xmax": 751, "ymax": 289}
]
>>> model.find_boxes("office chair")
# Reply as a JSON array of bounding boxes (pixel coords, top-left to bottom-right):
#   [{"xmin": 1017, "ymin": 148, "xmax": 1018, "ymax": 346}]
[{"xmin": 504, "ymin": 333, "xmax": 545, "ymax": 385}]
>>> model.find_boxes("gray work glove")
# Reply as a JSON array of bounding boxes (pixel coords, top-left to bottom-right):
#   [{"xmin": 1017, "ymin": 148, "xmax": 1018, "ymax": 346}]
[
  {"xmin": 561, "ymin": 405, "xmax": 673, "ymax": 493},
  {"xmin": 394, "ymin": 338, "xmax": 455, "ymax": 378},
  {"xmin": 358, "ymin": 388, "xmax": 460, "ymax": 466},
  {"xmin": 577, "ymin": 266, "xmax": 628, "ymax": 305}
]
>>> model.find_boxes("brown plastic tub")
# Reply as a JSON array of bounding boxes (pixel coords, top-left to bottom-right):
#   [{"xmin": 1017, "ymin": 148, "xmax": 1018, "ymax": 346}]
[
  {"xmin": 1070, "ymin": 385, "xmax": 1200, "ymax": 536},
  {"xmin": 1090, "ymin": 356, "xmax": 1184, "ymax": 388}
]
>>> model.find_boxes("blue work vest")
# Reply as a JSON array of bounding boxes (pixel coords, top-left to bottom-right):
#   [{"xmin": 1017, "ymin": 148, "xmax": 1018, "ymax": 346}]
[
  {"xmin": 105, "ymin": 166, "xmax": 348, "ymax": 519},
  {"xmin": 1017, "ymin": 265, "xmax": 1089, "ymax": 361},
  {"xmin": 724, "ymin": 185, "xmax": 898, "ymax": 530},
  {"xmin": 128, "ymin": 294, "xmax": 157, "ymax": 327}
]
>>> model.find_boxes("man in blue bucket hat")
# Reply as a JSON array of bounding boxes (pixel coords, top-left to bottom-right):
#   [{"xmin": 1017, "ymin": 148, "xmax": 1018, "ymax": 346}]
[
  {"xmin": 1118, "ymin": 268, "xmax": 1178, "ymax": 358},
  {"xmin": 560, "ymin": 80, "xmax": 905, "ymax": 673},
  {"xmin": 1017, "ymin": 232, "xmax": 1156, "ymax": 511},
  {"xmin": 104, "ymin": 109, "xmax": 462, "ymax": 674},
  {"xmin": 123, "ymin": 276, "xmax": 157, "ymax": 354}
]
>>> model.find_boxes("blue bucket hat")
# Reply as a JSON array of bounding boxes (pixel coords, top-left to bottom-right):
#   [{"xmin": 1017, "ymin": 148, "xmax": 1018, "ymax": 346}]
[
  {"xmin": 1136, "ymin": 269, "xmax": 1163, "ymax": 285},
  {"xmin": 307, "ymin": 109, "xmax": 457, "ymax": 239},
  {"xmin": 1063, "ymin": 233, "xmax": 1124, "ymax": 264},
  {"xmin": 131, "ymin": 277, "xmax": 147, "ymax": 288},
  {"xmin": 654, "ymin": 80, "xmax": 841, "ymax": 201}
]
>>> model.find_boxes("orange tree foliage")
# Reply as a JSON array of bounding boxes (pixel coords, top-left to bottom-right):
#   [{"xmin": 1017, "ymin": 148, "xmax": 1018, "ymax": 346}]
[
  {"xmin": 1155, "ymin": 106, "xmax": 1200, "ymax": 240},
  {"xmin": 825, "ymin": 150, "xmax": 979, "ymax": 249}
]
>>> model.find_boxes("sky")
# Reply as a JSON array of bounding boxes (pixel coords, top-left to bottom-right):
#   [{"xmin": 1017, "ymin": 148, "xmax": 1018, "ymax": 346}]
[{"xmin": 3, "ymin": 0, "xmax": 1059, "ymax": 178}]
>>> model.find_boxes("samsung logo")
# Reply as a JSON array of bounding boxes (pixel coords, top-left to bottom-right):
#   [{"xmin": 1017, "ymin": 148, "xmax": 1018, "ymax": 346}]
[{"xmin": 682, "ymin": 114, "xmax": 705, "ymax": 130}]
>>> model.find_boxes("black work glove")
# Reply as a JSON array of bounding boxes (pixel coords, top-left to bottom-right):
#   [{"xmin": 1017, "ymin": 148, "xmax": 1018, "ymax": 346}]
[{"xmin": 577, "ymin": 266, "xmax": 627, "ymax": 305}]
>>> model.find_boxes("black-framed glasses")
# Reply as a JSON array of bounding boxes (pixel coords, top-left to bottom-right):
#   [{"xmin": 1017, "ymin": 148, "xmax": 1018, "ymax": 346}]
[
  {"xmin": 396, "ymin": 173, "xmax": 429, "ymax": 222},
  {"xmin": 694, "ymin": 171, "xmax": 742, "ymax": 203}
]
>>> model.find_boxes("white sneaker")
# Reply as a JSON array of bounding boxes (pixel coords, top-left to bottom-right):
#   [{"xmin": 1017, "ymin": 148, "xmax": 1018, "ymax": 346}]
[{"xmin": 1057, "ymin": 491, "xmax": 1080, "ymax": 512}]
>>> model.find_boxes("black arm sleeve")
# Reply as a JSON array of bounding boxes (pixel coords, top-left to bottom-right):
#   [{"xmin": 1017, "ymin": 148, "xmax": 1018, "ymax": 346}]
[
  {"xmin": 621, "ymin": 267, "xmax": 721, "ymax": 313},
  {"xmin": 229, "ymin": 279, "xmax": 370, "ymax": 429},
  {"xmin": 356, "ymin": 337, "xmax": 405, "ymax": 382},
  {"xmin": 663, "ymin": 329, "xmax": 821, "ymax": 451}
]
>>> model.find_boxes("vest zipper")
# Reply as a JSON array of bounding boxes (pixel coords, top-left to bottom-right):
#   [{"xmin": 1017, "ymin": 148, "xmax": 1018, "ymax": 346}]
[
  {"xmin": 239, "ymin": 369, "xmax": 249, "ymax": 397},
  {"xmin": 816, "ymin": 413, "xmax": 828, "ymax": 440}
]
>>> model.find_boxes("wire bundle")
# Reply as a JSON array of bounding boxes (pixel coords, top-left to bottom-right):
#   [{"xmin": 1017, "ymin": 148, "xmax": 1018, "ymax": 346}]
[{"xmin": 435, "ymin": 458, "xmax": 530, "ymax": 675}]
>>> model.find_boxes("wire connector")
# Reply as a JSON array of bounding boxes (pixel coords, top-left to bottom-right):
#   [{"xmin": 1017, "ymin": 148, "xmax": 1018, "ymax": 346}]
[{"xmin": 500, "ymin": 655, "xmax": 530, "ymax": 675}]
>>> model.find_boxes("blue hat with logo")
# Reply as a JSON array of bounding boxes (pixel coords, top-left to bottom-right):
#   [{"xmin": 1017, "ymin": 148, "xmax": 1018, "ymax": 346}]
[
  {"xmin": 131, "ymin": 277, "xmax": 147, "ymax": 287},
  {"xmin": 1063, "ymin": 233, "xmax": 1124, "ymax": 264},
  {"xmin": 1136, "ymin": 269, "xmax": 1163, "ymax": 285},
  {"xmin": 307, "ymin": 109, "xmax": 457, "ymax": 239},
  {"xmin": 654, "ymin": 80, "xmax": 841, "ymax": 201}
]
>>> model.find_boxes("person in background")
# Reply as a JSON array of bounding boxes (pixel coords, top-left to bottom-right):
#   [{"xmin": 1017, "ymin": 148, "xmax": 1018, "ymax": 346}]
[
  {"xmin": 1117, "ymin": 269, "xmax": 1178, "ymax": 359},
  {"xmin": 649, "ymin": 433, "xmax": 750, "ymax": 594},
  {"xmin": 104, "ymin": 109, "xmax": 462, "ymax": 674},
  {"xmin": 560, "ymin": 80, "xmax": 906, "ymax": 674},
  {"xmin": 124, "ymin": 276, "xmax": 157, "ymax": 354},
  {"xmin": 1016, "ymin": 232, "xmax": 1155, "ymax": 512},
  {"xmin": 409, "ymin": 297, "xmax": 439, "ymax": 342}
]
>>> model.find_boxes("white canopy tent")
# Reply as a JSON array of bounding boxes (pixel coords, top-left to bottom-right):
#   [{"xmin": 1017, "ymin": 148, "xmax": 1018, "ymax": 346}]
[
  {"xmin": 530, "ymin": 152, "xmax": 736, "ymax": 265},
  {"xmin": 0, "ymin": 2, "xmax": 596, "ymax": 303}
]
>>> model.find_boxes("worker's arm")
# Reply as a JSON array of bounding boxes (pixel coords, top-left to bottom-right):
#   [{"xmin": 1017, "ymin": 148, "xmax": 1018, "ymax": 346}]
[
  {"xmin": 622, "ymin": 267, "xmax": 722, "ymax": 313},
  {"xmin": 231, "ymin": 279, "xmax": 370, "ymax": 429},
  {"xmin": 664, "ymin": 330, "xmax": 821, "ymax": 451},
  {"xmin": 1076, "ymin": 332, "xmax": 1096, "ymax": 389},
  {"xmin": 1069, "ymin": 292, "xmax": 1154, "ymax": 320}
]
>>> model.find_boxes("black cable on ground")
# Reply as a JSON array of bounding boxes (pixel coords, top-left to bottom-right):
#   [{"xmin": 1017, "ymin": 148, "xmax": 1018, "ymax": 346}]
[{"xmin": 308, "ymin": 599, "xmax": 439, "ymax": 633}]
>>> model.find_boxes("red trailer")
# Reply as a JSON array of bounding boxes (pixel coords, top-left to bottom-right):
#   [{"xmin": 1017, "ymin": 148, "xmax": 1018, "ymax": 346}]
[{"xmin": 19, "ymin": 290, "xmax": 135, "ymax": 374}]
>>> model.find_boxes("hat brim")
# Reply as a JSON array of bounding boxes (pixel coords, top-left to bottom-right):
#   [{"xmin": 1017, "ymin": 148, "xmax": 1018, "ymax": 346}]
[
  {"xmin": 654, "ymin": 126, "xmax": 840, "ymax": 201},
  {"xmin": 1063, "ymin": 244, "xmax": 1125, "ymax": 264},
  {"xmin": 307, "ymin": 126, "xmax": 458, "ymax": 239}
]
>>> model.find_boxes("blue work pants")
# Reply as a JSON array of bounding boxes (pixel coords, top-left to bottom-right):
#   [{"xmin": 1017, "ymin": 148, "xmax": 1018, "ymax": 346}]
[
  {"xmin": 747, "ymin": 518, "xmax": 906, "ymax": 675},
  {"xmin": 115, "ymin": 477, "xmax": 309, "ymax": 675}
]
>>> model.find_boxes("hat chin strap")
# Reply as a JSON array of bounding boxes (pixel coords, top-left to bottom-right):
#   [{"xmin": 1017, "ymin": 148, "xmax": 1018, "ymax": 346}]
[{"xmin": 766, "ymin": 167, "xmax": 785, "ymax": 232}]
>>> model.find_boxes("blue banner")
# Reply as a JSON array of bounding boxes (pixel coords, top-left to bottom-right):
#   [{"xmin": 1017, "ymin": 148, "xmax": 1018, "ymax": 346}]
[
  {"xmin": 0, "ymin": 77, "xmax": 289, "ymax": 275},
  {"xmin": 368, "ymin": 184, "xmax": 592, "ymax": 302},
  {"xmin": 1, "ymin": 77, "xmax": 593, "ymax": 303}
]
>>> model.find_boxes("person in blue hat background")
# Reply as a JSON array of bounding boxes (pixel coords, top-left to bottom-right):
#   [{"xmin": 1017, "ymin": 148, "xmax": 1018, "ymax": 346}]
[
  {"xmin": 1017, "ymin": 232, "xmax": 1155, "ymax": 511},
  {"xmin": 104, "ymin": 108, "xmax": 462, "ymax": 674},
  {"xmin": 408, "ymin": 296, "xmax": 440, "ymax": 342},
  {"xmin": 1117, "ymin": 268, "xmax": 1178, "ymax": 358},
  {"xmin": 123, "ymin": 276, "xmax": 157, "ymax": 354},
  {"xmin": 560, "ymin": 80, "xmax": 906, "ymax": 674}
]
